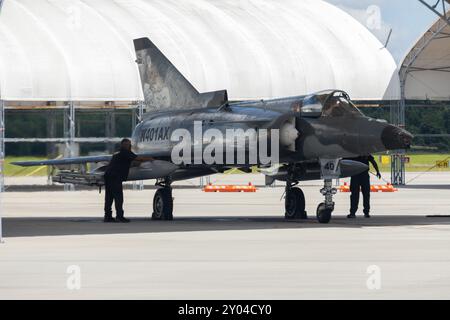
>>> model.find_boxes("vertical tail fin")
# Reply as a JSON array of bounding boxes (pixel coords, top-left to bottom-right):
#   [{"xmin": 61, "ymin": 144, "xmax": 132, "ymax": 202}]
[{"xmin": 133, "ymin": 37, "xmax": 227, "ymax": 111}]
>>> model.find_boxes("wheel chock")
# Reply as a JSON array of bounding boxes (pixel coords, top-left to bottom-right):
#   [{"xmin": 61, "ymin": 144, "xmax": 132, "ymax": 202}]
[
  {"xmin": 203, "ymin": 182, "xmax": 258, "ymax": 193},
  {"xmin": 339, "ymin": 182, "xmax": 398, "ymax": 193}
]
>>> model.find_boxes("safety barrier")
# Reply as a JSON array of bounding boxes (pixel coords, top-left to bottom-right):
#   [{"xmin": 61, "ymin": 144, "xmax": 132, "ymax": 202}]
[
  {"xmin": 339, "ymin": 182, "xmax": 398, "ymax": 193},
  {"xmin": 203, "ymin": 182, "xmax": 257, "ymax": 193}
]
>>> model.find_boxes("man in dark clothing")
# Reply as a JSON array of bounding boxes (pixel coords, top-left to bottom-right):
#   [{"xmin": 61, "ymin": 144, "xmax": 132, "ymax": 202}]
[
  {"xmin": 347, "ymin": 155, "xmax": 381, "ymax": 219},
  {"xmin": 104, "ymin": 139, "xmax": 152, "ymax": 223}
]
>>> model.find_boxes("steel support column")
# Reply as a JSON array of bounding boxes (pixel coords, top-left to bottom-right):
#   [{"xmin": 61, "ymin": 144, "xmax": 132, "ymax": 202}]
[
  {"xmin": 105, "ymin": 110, "xmax": 116, "ymax": 153},
  {"xmin": 64, "ymin": 101, "xmax": 76, "ymax": 191},
  {"xmin": 46, "ymin": 110, "xmax": 57, "ymax": 185},
  {"xmin": 0, "ymin": 99, "xmax": 5, "ymax": 243},
  {"xmin": 132, "ymin": 101, "xmax": 145, "ymax": 191},
  {"xmin": 0, "ymin": 100, "xmax": 4, "ymax": 192},
  {"xmin": 0, "ymin": 0, "xmax": 5, "ymax": 242},
  {"xmin": 390, "ymin": 74, "xmax": 407, "ymax": 185}
]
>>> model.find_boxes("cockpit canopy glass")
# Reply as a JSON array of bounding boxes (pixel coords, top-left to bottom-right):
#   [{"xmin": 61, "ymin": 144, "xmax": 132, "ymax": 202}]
[
  {"xmin": 300, "ymin": 91, "xmax": 363, "ymax": 118},
  {"xmin": 301, "ymin": 95, "xmax": 323, "ymax": 117}
]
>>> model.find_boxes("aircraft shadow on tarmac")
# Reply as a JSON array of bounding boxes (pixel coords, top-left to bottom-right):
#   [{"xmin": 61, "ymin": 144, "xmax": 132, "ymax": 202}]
[
  {"xmin": 3, "ymin": 215, "xmax": 450, "ymax": 238},
  {"xmin": 397, "ymin": 184, "xmax": 450, "ymax": 190}
]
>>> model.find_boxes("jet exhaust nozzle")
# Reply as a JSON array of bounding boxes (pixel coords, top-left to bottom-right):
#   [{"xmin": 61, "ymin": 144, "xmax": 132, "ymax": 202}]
[{"xmin": 279, "ymin": 121, "xmax": 299, "ymax": 148}]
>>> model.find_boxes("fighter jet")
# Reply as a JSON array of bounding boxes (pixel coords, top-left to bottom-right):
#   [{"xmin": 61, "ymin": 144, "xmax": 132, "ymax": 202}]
[{"xmin": 13, "ymin": 37, "xmax": 413, "ymax": 224}]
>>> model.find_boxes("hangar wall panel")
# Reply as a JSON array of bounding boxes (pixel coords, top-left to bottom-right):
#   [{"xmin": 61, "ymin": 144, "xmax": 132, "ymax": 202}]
[{"xmin": 0, "ymin": 0, "xmax": 399, "ymax": 102}]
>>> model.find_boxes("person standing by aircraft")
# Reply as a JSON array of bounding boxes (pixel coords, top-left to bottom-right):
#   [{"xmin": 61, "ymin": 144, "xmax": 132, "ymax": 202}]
[
  {"xmin": 347, "ymin": 155, "xmax": 381, "ymax": 219},
  {"xmin": 104, "ymin": 138, "xmax": 152, "ymax": 223}
]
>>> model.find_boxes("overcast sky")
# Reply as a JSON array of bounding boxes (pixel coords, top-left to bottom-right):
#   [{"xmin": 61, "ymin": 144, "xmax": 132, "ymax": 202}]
[{"xmin": 325, "ymin": 0, "xmax": 438, "ymax": 63}]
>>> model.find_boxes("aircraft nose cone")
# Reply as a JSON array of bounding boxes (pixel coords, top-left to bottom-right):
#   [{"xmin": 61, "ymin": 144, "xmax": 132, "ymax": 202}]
[{"xmin": 381, "ymin": 125, "xmax": 413, "ymax": 150}]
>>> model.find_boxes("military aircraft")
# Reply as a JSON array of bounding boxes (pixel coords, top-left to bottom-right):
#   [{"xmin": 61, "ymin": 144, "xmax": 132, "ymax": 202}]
[{"xmin": 13, "ymin": 37, "xmax": 413, "ymax": 224}]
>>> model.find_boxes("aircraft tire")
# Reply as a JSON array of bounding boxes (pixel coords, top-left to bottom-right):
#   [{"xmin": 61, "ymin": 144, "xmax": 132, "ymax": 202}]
[
  {"xmin": 316, "ymin": 202, "xmax": 332, "ymax": 224},
  {"xmin": 152, "ymin": 188, "xmax": 174, "ymax": 220},
  {"xmin": 285, "ymin": 187, "xmax": 307, "ymax": 219}
]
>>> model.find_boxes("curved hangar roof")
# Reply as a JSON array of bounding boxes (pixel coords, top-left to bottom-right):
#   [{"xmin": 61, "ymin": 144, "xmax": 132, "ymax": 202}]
[
  {"xmin": 0, "ymin": 0, "xmax": 398, "ymax": 102},
  {"xmin": 401, "ymin": 11, "xmax": 450, "ymax": 101}
]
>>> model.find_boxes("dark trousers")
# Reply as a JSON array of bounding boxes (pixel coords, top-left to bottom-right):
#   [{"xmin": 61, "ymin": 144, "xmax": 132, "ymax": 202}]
[
  {"xmin": 104, "ymin": 176, "xmax": 124, "ymax": 218},
  {"xmin": 350, "ymin": 173, "xmax": 370, "ymax": 215}
]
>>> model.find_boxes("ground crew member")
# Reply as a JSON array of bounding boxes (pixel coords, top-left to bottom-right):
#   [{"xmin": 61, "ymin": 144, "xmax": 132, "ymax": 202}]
[
  {"xmin": 104, "ymin": 138, "xmax": 152, "ymax": 223},
  {"xmin": 347, "ymin": 155, "xmax": 381, "ymax": 219}
]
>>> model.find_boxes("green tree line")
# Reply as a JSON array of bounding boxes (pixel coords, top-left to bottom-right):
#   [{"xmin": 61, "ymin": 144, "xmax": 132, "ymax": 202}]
[
  {"xmin": 5, "ymin": 110, "xmax": 133, "ymax": 156},
  {"xmin": 364, "ymin": 106, "xmax": 450, "ymax": 152}
]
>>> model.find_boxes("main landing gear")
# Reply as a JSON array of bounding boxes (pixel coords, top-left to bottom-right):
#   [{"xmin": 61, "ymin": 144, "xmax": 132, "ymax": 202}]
[
  {"xmin": 284, "ymin": 179, "xmax": 336, "ymax": 223},
  {"xmin": 283, "ymin": 159, "xmax": 339, "ymax": 223},
  {"xmin": 284, "ymin": 182, "xmax": 307, "ymax": 220},
  {"xmin": 152, "ymin": 178, "xmax": 173, "ymax": 220}
]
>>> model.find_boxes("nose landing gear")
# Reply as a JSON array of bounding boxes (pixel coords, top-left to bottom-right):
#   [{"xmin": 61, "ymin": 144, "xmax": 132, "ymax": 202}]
[
  {"xmin": 315, "ymin": 159, "xmax": 340, "ymax": 224},
  {"xmin": 316, "ymin": 179, "xmax": 336, "ymax": 224}
]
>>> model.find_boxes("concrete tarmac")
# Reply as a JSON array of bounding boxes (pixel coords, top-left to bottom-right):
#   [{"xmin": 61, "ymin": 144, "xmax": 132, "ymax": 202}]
[{"xmin": 0, "ymin": 173, "xmax": 449, "ymax": 299}]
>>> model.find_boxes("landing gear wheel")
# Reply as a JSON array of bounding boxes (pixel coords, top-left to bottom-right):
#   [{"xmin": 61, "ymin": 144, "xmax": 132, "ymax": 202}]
[
  {"xmin": 285, "ymin": 187, "xmax": 307, "ymax": 220},
  {"xmin": 316, "ymin": 202, "xmax": 332, "ymax": 224},
  {"xmin": 152, "ymin": 188, "xmax": 173, "ymax": 220}
]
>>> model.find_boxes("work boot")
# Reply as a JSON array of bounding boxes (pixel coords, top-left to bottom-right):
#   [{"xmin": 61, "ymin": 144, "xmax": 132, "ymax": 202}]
[
  {"xmin": 116, "ymin": 217, "xmax": 130, "ymax": 223},
  {"xmin": 347, "ymin": 213, "xmax": 356, "ymax": 219},
  {"xmin": 104, "ymin": 216, "xmax": 116, "ymax": 223}
]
